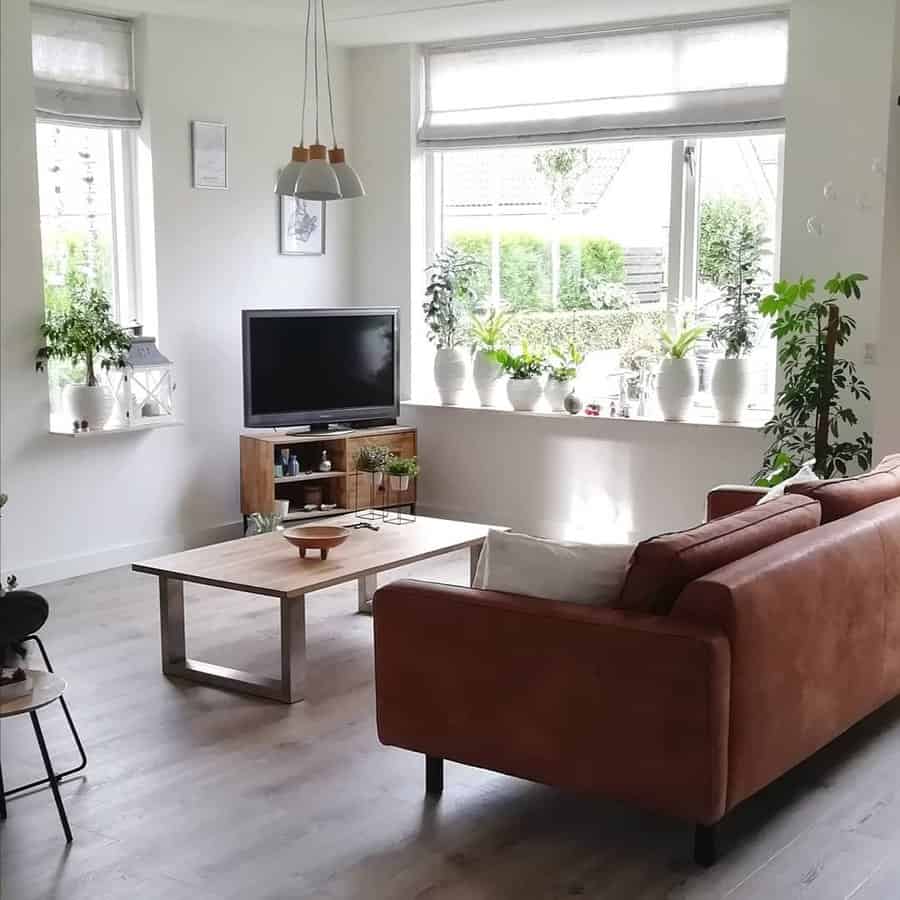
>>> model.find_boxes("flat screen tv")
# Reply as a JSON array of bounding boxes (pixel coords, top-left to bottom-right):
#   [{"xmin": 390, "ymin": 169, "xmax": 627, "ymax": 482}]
[{"xmin": 242, "ymin": 308, "xmax": 399, "ymax": 430}]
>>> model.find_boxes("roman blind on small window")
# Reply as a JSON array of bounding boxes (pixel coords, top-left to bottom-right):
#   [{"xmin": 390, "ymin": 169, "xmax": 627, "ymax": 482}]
[
  {"xmin": 418, "ymin": 12, "xmax": 788, "ymax": 149},
  {"xmin": 31, "ymin": 5, "xmax": 141, "ymax": 128}
]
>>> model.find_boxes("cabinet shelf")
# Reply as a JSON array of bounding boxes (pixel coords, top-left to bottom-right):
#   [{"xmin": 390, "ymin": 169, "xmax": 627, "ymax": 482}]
[
  {"xmin": 282, "ymin": 507, "xmax": 350, "ymax": 522},
  {"xmin": 274, "ymin": 470, "xmax": 346, "ymax": 484}
]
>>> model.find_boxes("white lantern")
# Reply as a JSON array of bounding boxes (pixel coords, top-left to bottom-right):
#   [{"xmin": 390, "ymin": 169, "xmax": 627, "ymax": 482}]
[{"xmin": 106, "ymin": 336, "xmax": 176, "ymax": 426}]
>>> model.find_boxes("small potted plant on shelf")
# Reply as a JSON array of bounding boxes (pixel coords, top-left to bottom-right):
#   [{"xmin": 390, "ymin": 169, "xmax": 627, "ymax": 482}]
[
  {"xmin": 355, "ymin": 445, "xmax": 391, "ymax": 487},
  {"xmin": 546, "ymin": 339, "xmax": 584, "ymax": 412},
  {"xmin": 706, "ymin": 220, "xmax": 769, "ymax": 422},
  {"xmin": 35, "ymin": 284, "xmax": 131, "ymax": 430},
  {"xmin": 494, "ymin": 344, "xmax": 546, "ymax": 412},
  {"xmin": 656, "ymin": 322, "xmax": 706, "ymax": 421},
  {"xmin": 470, "ymin": 308, "xmax": 513, "ymax": 407},
  {"xmin": 386, "ymin": 456, "xmax": 420, "ymax": 492},
  {"xmin": 424, "ymin": 248, "xmax": 482, "ymax": 405}
]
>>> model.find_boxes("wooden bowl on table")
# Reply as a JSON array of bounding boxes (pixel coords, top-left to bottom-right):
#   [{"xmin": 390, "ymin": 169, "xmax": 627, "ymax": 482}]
[{"xmin": 282, "ymin": 525, "xmax": 350, "ymax": 561}]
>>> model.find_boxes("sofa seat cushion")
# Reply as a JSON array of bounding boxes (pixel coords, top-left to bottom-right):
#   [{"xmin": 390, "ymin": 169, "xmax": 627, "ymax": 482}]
[
  {"xmin": 472, "ymin": 529, "xmax": 634, "ymax": 606},
  {"xmin": 613, "ymin": 494, "xmax": 821, "ymax": 615},
  {"xmin": 787, "ymin": 453, "xmax": 900, "ymax": 523}
]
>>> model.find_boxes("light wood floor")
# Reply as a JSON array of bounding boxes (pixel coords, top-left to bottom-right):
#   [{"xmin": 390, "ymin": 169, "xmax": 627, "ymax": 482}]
[{"xmin": 1, "ymin": 551, "xmax": 898, "ymax": 899}]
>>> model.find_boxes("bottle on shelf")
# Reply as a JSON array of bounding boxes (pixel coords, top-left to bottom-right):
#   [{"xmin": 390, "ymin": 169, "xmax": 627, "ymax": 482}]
[{"xmin": 318, "ymin": 450, "xmax": 332, "ymax": 472}]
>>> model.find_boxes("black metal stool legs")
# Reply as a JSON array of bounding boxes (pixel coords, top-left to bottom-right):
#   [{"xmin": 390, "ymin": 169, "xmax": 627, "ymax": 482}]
[
  {"xmin": 3, "ymin": 635, "xmax": 87, "ymax": 798},
  {"xmin": 29, "ymin": 710, "xmax": 72, "ymax": 842}
]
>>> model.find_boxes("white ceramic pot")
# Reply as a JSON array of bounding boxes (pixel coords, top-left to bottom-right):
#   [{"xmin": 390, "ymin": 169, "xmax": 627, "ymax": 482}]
[
  {"xmin": 656, "ymin": 358, "xmax": 698, "ymax": 421},
  {"xmin": 472, "ymin": 350, "xmax": 504, "ymax": 407},
  {"xmin": 711, "ymin": 357, "xmax": 752, "ymax": 423},
  {"xmin": 433, "ymin": 348, "xmax": 468, "ymax": 406},
  {"xmin": 545, "ymin": 377, "xmax": 574, "ymax": 412},
  {"xmin": 63, "ymin": 383, "xmax": 114, "ymax": 429},
  {"xmin": 389, "ymin": 474, "xmax": 410, "ymax": 491},
  {"xmin": 507, "ymin": 377, "xmax": 544, "ymax": 412}
]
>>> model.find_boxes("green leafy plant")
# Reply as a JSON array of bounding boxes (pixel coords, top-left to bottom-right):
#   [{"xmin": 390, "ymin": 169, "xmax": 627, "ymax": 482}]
[
  {"xmin": 548, "ymin": 339, "xmax": 584, "ymax": 381},
  {"xmin": 35, "ymin": 284, "xmax": 131, "ymax": 386},
  {"xmin": 423, "ymin": 248, "xmax": 483, "ymax": 349},
  {"xmin": 706, "ymin": 219, "xmax": 770, "ymax": 358},
  {"xmin": 660, "ymin": 325, "xmax": 706, "ymax": 359},
  {"xmin": 699, "ymin": 196, "xmax": 767, "ymax": 288},
  {"xmin": 494, "ymin": 344, "xmax": 546, "ymax": 380},
  {"xmin": 386, "ymin": 456, "xmax": 420, "ymax": 478},
  {"xmin": 355, "ymin": 445, "xmax": 391, "ymax": 473},
  {"xmin": 755, "ymin": 272, "xmax": 872, "ymax": 482},
  {"xmin": 470, "ymin": 309, "xmax": 513, "ymax": 355}
]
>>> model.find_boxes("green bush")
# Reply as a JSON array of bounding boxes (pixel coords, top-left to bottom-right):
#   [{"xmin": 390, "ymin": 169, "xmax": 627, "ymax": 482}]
[
  {"xmin": 449, "ymin": 231, "xmax": 625, "ymax": 312},
  {"xmin": 699, "ymin": 196, "xmax": 767, "ymax": 288}
]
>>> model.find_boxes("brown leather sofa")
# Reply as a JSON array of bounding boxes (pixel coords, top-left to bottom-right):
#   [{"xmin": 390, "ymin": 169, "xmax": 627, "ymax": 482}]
[{"xmin": 373, "ymin": 454, "xmax": 900, "ymax": 866}]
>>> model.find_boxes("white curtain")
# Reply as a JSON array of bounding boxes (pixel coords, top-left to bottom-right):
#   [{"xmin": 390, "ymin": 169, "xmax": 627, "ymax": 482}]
[
  {"xmin": 419, "ymin": 13, "xmax": 788, "ymax": 148},
  {"xmin": 32, "ymin": 6, "xmax": 141, "ymax": 127}
]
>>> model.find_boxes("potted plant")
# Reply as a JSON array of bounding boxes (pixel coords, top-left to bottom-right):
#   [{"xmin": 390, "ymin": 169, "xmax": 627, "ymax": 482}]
[
  {"xmin": 355, "ymin": 445, "xmax": 391, "ymax": 487},
  {"xmin": 545, "ymin": 339, "xmax": 584, "ymax": 412},
  {"xmin": 35, "ymin": 285, "xmax": 131, "ymax": 429},
  {"xmin": 656, "ymin": 324, "xmax": 706, "ymax": 421},
  {"xmin": 424, "ymin": 248, "xmax": 482, "ymax": 405},
  {"xmin": 470, "ymin": 309, "xmax": 512, "ymax": 407},
  {"xmin": 706, "ymin": 220, "xmax": 769, "ymax": 422},
  {"xmin": 754, "ymin": 272, "xmax": 872, "ymax": 484},
  {"xmin": 494, "ymin": 344, "xmax": 546, "ymax": 411},
  {"xmin": 386, "ymin": 456, "xmax": 419, "ymax": 492}
]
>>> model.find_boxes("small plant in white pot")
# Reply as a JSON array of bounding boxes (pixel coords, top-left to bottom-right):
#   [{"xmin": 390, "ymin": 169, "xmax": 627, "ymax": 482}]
[
  {"xmin": 495, "ymin": 345, "xmax": 546, "ymax": 411},
  {"xmin": 706, "ymin": 220, "xmax": 767, "ymax": 422},
  {"xmin": 35, "ymin": 285, "xmax": 131, "ymax": 429},
  {"xmin": 656, "ymin": 324, "xmax": 706, "ymax": 421},
  {"xmin": 470, "ymin": 309, "xmax": 512, "ymax": 407},
  {"xmin": 355, "ymin": 445, "xmax": 391, "ymax": 487},
  {"xmin": 424, "ymin": 248, "xmax": 482, "ymax": 405},
  {"xmin": 545, "ymin": 340, "xmax": 584, "ymax": 412},
  {"xmin": 386, "ymin": 456, "xmax": 419, "ymax": 492}
]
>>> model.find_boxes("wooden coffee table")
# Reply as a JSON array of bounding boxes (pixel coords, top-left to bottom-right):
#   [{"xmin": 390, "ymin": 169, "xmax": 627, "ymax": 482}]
[{"xmin": 133, "ymin": 515, "xmax": 492, "ymax": 703}]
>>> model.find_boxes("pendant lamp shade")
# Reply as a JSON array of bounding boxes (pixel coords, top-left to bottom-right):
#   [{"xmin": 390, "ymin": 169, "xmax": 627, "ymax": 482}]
[
  {"xmin": 276, "ymin": 0, "xmax": 362, "ymax": 203},
  {"xmin": 294, "ymin": 143, "xmax": 341, "ymax": 201},
  {"xmin": 329, "ymin": 147, "xmax": 365, "ymax": 199}
]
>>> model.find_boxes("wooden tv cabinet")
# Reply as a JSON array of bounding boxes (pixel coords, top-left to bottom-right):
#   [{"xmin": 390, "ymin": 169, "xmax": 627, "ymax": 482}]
[{"xmin": 240, "ymin": 425, "xmax": 417, "ymax": 525}]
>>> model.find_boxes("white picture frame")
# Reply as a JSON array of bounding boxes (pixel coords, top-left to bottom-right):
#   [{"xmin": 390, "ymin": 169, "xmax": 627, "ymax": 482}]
[
  {"xmin": 280, "ymin": 196, "xmax": 326, "ymax": 256},
  {"xmin": 191, "ymin": 121, "xmax": 227, "ymax": 189}
]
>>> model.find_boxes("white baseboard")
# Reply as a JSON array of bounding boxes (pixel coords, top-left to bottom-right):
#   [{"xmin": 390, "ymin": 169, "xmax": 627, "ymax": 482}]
[{"xmin": 3, "ymin": 520, "xmax": 244, "ymax": 589}]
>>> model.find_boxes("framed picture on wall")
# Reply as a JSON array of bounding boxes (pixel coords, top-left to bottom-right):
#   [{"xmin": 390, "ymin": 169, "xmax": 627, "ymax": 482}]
[
  {"xmin": 280, "ymin": 196, "xmax": 326, "ymax": 256},
  {"xmin": 191, "ymin": 121, "xmax": 227, "ymax": 189}
]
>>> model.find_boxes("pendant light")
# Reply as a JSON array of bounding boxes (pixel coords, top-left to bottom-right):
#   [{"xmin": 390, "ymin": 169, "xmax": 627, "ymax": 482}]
[{"xmin": 275, "ymin": 0, "xmax": 364, "ymax": 201}]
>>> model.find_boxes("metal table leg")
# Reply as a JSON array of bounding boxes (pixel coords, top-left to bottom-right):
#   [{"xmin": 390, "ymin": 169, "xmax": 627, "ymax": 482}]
[{"xmin": 29, "ymin": 710, "xmax": 72, "ymax": 842}]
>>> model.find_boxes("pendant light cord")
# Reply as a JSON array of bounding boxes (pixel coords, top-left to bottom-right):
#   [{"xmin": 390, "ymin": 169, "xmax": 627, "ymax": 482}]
[
  {"xmin": 313, "ymin": 0, "xmax": 320, "ymax": 144},
  {"xmin": 300, "ymin": 0, "xmax": 312, "ymax": 145},
  {"xmin": 320, "ymin": 0, "xmax": 338, "ymax": 148}
]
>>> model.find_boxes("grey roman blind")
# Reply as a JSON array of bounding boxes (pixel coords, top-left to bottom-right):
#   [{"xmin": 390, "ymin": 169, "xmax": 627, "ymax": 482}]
[
  {"xmin": 418, "ymin": 12, "xmax": 789, "ymax": 149},
  {"xmin": 31, "ymin": 5, "xmax": 141, "ymax": 128}
]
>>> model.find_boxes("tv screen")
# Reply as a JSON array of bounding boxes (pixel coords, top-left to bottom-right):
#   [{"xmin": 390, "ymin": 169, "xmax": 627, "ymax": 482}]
[{"xmin": 242, "ymin": 308, "xmax": 398, "ymax": 428}]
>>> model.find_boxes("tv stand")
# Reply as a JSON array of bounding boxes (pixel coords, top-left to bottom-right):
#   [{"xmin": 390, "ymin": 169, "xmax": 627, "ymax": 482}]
[
  {"xmin": 285, "ymin": 418, "xmax": 398, "ymax": 436},
  {"xmin": 240, "ymin": 424, "xmax": 416, "ymax": 525}
]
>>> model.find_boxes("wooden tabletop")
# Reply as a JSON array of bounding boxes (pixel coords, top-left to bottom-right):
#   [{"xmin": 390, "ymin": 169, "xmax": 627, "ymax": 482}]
[
  {"xmin": 133, "ymin": 514, "xmax": 494, "ymax": 599},
  {"xmin": 0, "ymin": 670, "xmax": 67, "ymax": 718}
]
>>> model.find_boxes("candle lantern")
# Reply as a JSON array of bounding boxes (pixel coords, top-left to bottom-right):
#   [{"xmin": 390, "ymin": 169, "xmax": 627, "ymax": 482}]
[{"xmin": 107, "ymin": 336, "xmax": 176, "ymax": 426}]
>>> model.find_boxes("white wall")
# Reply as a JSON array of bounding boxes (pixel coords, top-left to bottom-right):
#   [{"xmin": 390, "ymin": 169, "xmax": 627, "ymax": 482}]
[
  {"xmin": 780, "ymin": 0, "xmax": 899, "ymax": 451},
  {"xmin": 0, "ymin": 2, "xmax": 354, "ymax": 584}
]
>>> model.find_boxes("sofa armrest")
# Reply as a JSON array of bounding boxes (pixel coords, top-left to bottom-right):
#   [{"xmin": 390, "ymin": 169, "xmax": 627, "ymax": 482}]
[
  {"xmin": 374, "ymin": 579, "xmax": 730, "ymax": 825},
  {"xmin": 706, "ymin": 484, "xmax": 767, "ymax": 520}
]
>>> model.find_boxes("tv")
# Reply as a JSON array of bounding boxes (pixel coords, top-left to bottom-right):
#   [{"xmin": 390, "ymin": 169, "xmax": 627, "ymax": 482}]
[{"xmin": 242, "ymin": 308, "xmax": 399, "ymax": 430}]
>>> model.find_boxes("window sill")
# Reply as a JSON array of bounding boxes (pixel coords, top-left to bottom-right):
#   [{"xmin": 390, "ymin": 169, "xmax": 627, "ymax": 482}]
[
  {"xmin": 49, "ymin": 418, "xmax": 183, "ymax": 438},
  {"xmin": 401, "ymin": 400, "xmax": 769, "ymax": 432}
]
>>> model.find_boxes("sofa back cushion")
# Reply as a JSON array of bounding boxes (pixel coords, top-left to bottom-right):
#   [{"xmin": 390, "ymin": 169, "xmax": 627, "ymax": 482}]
[
  {"xmin": 787, "ymin": 453, "xmax": 900, "ymax": 523},
  {"xmin": 613, "ymin": 494, "xmax": 821, "ymax": 615}
]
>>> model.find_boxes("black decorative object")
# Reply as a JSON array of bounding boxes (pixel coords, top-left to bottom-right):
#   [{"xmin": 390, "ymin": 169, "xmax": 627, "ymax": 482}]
[{"xmin": 564, "ymin": 391, "xmax": 583, "ymax": 415}]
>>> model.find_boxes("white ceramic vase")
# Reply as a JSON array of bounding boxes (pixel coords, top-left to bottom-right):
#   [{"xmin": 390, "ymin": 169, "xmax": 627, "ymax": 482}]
[
  {"xmin": 63, "ymin": 383, "xmax": 114, "ymax": 429},
  {"xmin": 472, "ymin": 350, "xmax": 504, "ymax": 407},
  {"xmin": 433, "ymin": 348, "xmax": 468, "ymax": 406},
  {"xmin": 656, "ymin": 358, "xmax": 698, "ymax": 421},
  {"xmin": 507, "ymin": 377, "xmax": 544, "ymax": 412},
  {"xmin": 545, "ymin": 377, "xmax": 573, "ymax": 412},
  {"xmin": 711, "ymin": 357, "xmax": 752, "ymax": 423},
  {"xmin": 389, "ymin": 474, "xmax": 410, "ymax": 491}
]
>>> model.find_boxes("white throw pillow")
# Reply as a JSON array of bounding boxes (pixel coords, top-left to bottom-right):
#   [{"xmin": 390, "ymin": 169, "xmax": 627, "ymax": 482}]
[
  {"xmin": 472, "ymin": 529, "xmax": 633, "ymax": 606},
  {"xmin": 756, "ymin": 460, "xmax": 819, "ymax": 505}
]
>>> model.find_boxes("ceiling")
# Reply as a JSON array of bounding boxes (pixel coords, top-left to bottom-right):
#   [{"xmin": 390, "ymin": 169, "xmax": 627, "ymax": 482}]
[{"xmin": 56, "ymin": 0, "xmax": 782, "ymax": 46}]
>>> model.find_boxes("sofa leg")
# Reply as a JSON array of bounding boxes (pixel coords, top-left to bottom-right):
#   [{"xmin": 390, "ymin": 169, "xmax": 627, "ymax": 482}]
[
  {"xmin": 694, "ymin": 824, "xmax": 717, "ymax": 867},
  {"xmin": 425, "ymin": 755, "xmax": 443, "ymax": 797}
]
